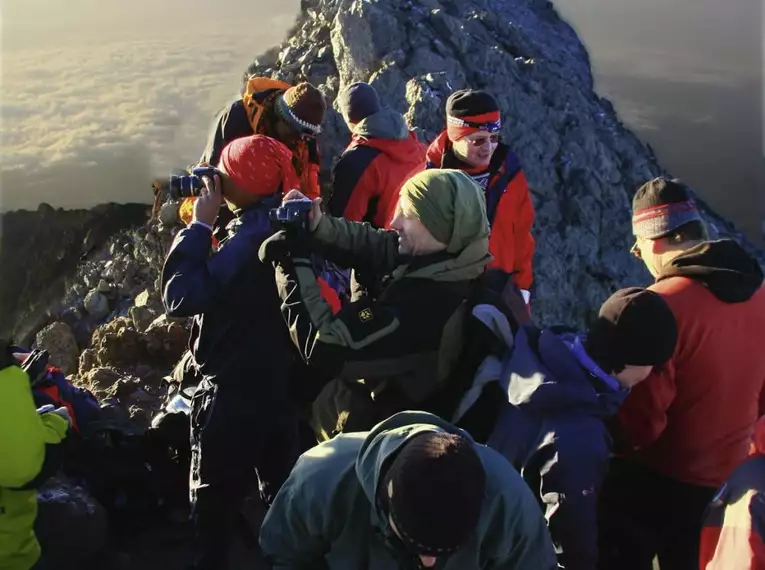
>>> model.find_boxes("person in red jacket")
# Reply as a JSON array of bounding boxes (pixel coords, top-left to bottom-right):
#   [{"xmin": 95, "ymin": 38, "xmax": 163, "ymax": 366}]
[
  {"xmin": 597, "ymin": 177, "xmax": 765, "ymax": 570},
  {"xmin": 426, "ymin": 89, "xmax": 535, "ymax": 301},
  {"xmin": 328, "ymin": 82, "xmax": 427, "ymax": 229},
  {"xmin": 699, "ymin": 415, "xmax": 765, "ymax": 570}
]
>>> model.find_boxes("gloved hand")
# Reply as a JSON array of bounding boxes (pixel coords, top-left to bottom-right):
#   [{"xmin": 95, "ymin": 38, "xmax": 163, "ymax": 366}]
[{"xmin": 258, "ymin": 229, "xmax": 310, "ymax": 264}]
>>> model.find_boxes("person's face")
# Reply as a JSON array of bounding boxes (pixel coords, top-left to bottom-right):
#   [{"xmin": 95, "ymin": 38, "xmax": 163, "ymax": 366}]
[
  {"xmin": 613, "ymin": 364, "xmax": 654, "ymax": 389},
  {"xmin": 630, "ymin": 235, "xmax": 662, "ymax": 278},
  {"xmin": 451, "ymin": 131, "xmax": 499, "ymax": 168},
  {"xmin": 388, "ymin": 516, "xmax": 438, "ymax": 568},
  {"xmin": 389, "ymin": 197, "xmax": 447, "ymax": 256}
]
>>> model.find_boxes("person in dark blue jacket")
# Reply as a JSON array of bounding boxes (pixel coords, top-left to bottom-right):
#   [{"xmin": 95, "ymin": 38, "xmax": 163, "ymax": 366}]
[
  {"xmin": 453, "ymin": 287, "xmax": 679, "ymax": 570},
  {"xmin": 161, "ymin": 134, "xmax": 303, "ymax": 570}
]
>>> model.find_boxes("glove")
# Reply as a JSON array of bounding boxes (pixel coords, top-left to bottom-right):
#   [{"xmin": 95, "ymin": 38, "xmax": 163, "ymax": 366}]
[
  {"xmin": 37, "ymin": 405, "xmax": 72, "ymax": 427},
  {"xmin": 258, "ymin": 229, "xmax": 310, "ymax": 264}
]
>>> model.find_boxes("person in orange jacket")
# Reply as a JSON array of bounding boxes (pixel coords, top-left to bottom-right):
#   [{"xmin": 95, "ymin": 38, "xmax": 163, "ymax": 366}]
[
  {"xmin": 699, "ymin": 415, "xmax": 765, "ymax": 569},
  {"xmin": 426, "ymin": 89, "xmax": 535, "ymax": 304}
]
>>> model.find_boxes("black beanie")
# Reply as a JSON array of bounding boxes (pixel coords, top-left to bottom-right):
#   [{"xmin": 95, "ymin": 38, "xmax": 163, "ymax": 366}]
[
  {"xmin": 586, "ymin": 287, "xmax": 678, "ymax": 374},
  {"xmin": 445, "ymin": 89, "xmax": 500, "ymax": 119},
  {"xmin": 382, "ymin": 432, "xmax": 486, "ymax": 557}
]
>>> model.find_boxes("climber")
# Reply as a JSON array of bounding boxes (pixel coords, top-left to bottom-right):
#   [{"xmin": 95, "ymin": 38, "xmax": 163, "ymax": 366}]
[
  {"xmin": 0, "ymin": 342, "xmax": 71, "ymax": 570},
  {"xmin": 598, "ymin": 177, "xmax": 765, "ymax": 570},
  {"xmin": 328, "ymin": 81, "xmax": 428, "ymax": 300},
  {"xmin": 699, "ymin": 415, "xmax": 765, "ymax": 569},
  {"xmin": 452, "ymin": 286, "xmax": 678, "ymax": 570},
  {"xmin": 260, "ymin": 411, "xmax": 558, "ymax": 570},
  {"xmin": 161, "ymin": 135, "xmax": 305, "ymax": 570},
  {"xmin": 426, "ymin": 89, "xmax": 535, "ymax": 306},
  {"xmin": 329, "ymin": 82, "xmax": 427, "ymax": 228},
  {"xmin": 259, "ymin": 169, "xmax": 492, "ymax": 441},
  {"xmin": 200, "ymin": 76, "xmax": 326, "ymax": 200}
]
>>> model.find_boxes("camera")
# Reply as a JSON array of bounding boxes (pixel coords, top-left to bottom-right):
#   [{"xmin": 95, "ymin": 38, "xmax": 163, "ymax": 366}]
[
  {"xmin": 168, "ymin": 166, "xmax": 220, "ymax": 199},
  {"xmin": 269, "ymin": 198, "xmax": 313, "ymax": 229}
]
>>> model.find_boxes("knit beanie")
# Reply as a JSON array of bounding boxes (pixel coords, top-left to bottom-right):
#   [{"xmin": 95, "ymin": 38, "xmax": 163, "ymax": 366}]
[
  {"xmin": 218, "ymin": 134, "xmax": 300, "ymax": 197},
  {"xmin": 275, "ymin": 82, "xmax": 326, "ymax": 136},
  {"xmin": 398, "ymin": 169, "xmax": 490, "ymax": 253},
  {"xmin": 383, "ymin": 432, "xmax": 486, "ymax": 556},
  {"xmin": 445, "ymin": 89, "xmax": 501, "ymax": 142},
  {"xmin": 337, "ymin": 82, "xmax": 382, "ymax": 124},
  {"xmin": 632, "ymin": 177, "xmax": 704, "ymax": 239},
  {"xmin": 585, "ymin": 287, "xmax": 678, "ymax": 374}
]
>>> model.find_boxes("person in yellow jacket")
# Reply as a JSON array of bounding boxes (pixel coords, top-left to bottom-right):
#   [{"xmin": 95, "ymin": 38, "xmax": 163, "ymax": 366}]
[{"xmin": 0, "ymin": 345, "xmax": 70, "ymax": 570}]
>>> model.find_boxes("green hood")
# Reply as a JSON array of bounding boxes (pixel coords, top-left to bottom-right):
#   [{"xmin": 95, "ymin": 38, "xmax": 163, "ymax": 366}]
[
  {"xmin": 393, "ymin": 239, "xmax": 492, "ymax": 282},
  {"xmin": 355, "ymin": 411, "xmax": 475, "ymax": 527},
  {"xmin": 353, "ymin": 109, "xmax": 409, "ymax": 141}
]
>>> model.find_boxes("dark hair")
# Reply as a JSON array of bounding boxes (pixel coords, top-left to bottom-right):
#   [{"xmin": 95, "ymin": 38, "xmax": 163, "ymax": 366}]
[{"xmin": 661, "ymin": 220, "xmax": 708, "ymax": 246}]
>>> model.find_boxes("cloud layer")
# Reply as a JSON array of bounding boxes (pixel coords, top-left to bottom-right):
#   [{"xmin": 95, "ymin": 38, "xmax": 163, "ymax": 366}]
[{"xmin": 1, "ymin": 3, "xmax": 298, "ymax": 211}]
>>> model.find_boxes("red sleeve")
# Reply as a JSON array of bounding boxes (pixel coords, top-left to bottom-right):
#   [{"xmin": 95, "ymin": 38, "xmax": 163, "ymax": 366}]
[
  {"xmin": 509, "ymin": 171, "xmax": 535, "ymax": 291},
  {"xmin": 612, "ymin": 359, "xmax": 677, "ymax": 450},
  {"xmin": 301, "ymin": 163, "xmax": 321, "ymax": 201}
]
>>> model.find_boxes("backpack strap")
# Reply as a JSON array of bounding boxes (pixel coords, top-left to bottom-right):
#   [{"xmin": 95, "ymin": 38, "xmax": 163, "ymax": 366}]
[{"xmin": 485, "ymin": 145, "xmax": 522, "ymax": 227}]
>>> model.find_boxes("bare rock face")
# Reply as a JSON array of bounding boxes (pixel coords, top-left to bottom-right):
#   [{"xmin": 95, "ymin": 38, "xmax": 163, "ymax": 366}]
[
  {"xmin": 35, "ymin": 321, "xmax": 80, "ymax": 376},
  {"xmin": 246, "ymin": 0, "xmax": 764, "ymax": 327}
]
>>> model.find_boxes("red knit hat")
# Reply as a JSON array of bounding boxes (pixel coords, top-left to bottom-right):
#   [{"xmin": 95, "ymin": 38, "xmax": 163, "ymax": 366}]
[{"xmin": 218, "ymin": 135, "xmax": 300, "ymax": 197}]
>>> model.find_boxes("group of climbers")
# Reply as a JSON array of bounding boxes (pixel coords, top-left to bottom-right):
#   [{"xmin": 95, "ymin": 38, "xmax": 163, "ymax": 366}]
[
  {"xmin": 5, "ymin": 73, "xmax": 764, "ymax": 570},
  {"xmin": 166, "ymin": 76, "xmax": 765, "ymax": 570}
]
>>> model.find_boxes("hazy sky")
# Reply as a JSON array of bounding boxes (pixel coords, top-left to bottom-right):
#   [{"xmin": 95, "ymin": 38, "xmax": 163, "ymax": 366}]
[{"xmin": 2, "ymin": 0, "xmax": 763, "ymax": 242}]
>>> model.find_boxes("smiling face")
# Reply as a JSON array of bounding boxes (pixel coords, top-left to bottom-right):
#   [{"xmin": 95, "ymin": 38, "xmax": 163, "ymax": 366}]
[
  {"xmin": 451, "ymin": 131, "xmax": 499, "ymax": 168},
  {"xmin": 389, "ymin": 196, "xmax": 447, "ymax": 256}
]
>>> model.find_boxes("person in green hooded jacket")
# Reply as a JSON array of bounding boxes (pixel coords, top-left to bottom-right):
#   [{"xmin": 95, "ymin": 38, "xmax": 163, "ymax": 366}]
[
  {"xmin": 259, "ymin": 169, "xmax": 493, "ymax": 441},
  {"xmin": 259, "ymin": 410, "xmax": 557, "ymax": 570},
  {"xmin": 0, "ymin": 344, "xmax": 70, "ymax": 570}
]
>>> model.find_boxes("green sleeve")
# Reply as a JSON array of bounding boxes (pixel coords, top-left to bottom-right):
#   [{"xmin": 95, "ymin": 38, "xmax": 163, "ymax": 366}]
[
  {"xmin": 0, "ymin": 366, "xmax": 68, "ymax": 488},
  {"xmin": 259, "ymin": 454, "xmax": 331, "ymax": 570},
  {"xmin": 312, "ymin": 215, "xmax": 400, "ymax": 275}
]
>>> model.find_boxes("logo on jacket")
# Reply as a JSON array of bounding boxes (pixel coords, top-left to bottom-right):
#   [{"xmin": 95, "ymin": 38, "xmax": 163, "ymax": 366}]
[{"xmin": 358, "ymin": 308, "xmax": 374, "ymax": 322}]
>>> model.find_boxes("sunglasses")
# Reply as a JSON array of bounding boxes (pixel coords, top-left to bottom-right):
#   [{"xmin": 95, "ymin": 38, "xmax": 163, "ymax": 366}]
[
  {"xmin": 467, "ymin": 134, "xmax": 500, "ymax": 147},
  {"xmin": 630, "ymin": 241, "xmax": 642, "ymax": 259}
]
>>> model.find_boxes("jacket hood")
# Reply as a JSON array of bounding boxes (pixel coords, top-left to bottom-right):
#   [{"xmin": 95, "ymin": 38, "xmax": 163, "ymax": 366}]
[
  {"xmin": 353, "ymin": 109, "xmax": 409, "ymax": 141},
  {"xmin": 425, "ymin": 131, "xmax": 451, "ymax": 168},
  {"xmin": 355, "ymin": 411, "xmax": 475, "ymax": 527},
  {"xmin": 658, "ymin": 239, "xmax": 764, "ymax": 303},
  {"xmin": 503, "ymin": 328, "xmax": 627, "ymax": 418},
  {"xmin": 395, "ymin": 239, "xmax": 493, "ymax": 283}
]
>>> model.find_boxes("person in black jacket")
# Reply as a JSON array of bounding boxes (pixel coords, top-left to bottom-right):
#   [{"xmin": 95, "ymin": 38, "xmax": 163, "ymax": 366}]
[{"xmin": 162, "ymin": 134, "xmax": 303, "ymax": 570}]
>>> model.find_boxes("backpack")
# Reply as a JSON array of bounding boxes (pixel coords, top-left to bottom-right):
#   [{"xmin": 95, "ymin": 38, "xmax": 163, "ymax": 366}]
[
  {"xmin": 20, "ymin": 349, "xmax": 102, "ymax": 436},
  {"xmin": 241, "ymin": 76, "xmax": 292, "ymax": 133},
  {"xmin": 423, "ymin": 269, "xmax": 533, "ymax": 441}
]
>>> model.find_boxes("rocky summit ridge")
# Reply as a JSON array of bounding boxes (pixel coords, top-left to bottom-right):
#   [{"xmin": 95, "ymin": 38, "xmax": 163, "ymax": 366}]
[{"xmin": 2, "ymin": 0, "xmax": 765, "ymax": 567}]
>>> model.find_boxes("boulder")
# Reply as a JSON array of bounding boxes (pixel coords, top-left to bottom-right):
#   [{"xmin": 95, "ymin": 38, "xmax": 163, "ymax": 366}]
[
  {"xmin": 35, "ymin": 321, "xmax": 79, "ymax": 376},
  {"xmin": 84, "ymin": 289, "xmax": 110, "ymax": 319}
]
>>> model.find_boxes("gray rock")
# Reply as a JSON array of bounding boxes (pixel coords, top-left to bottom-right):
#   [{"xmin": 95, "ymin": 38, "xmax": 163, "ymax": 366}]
[
  {"xmin": 134, "ymin": 289, "xmax": 151, "ymax": 307},
  {"xmin": 35, "ymin": 322, "xmax": 80, "ymax": 376},
  {"xmin": 84, "ymin": 289, "xmax": 110, "ymax": 319},
  {"xmin": 247, "ymin": 0, "xmax": 763, "ymax": 328},
  {"xmin": 158, "ymin": 200, "xmax": 181, "ymax": 227},
  {"xmin": 129, "ymin": 304, "xmax": 157, "ymax": 333}
]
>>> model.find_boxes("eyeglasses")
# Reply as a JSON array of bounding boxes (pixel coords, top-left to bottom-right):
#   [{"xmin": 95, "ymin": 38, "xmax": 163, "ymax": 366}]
[
  {"xmin": 630, "ymin": 241, "xmax": 642, "ymax": 259},
  {"xmin": 467, "ymin": 134, "xmax": 500, "ymax": 147}
]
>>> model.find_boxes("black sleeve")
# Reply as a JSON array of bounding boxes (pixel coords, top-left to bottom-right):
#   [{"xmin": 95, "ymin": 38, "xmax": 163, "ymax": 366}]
[
  {"xmin": 327, "ymin": 146, "xmax": 381, "ymax": 219},
  {"xmin": 200, "ymin": 100, "xmax": 253, "ymax": 166}
]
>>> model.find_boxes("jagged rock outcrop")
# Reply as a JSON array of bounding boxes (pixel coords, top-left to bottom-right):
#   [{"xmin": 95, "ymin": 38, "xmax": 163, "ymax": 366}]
[
  {"xmin": 0, "ymin": 202, "xmax": 148, "ymax": 345},
  {"xmin": 246, "ymin": 0, "xmax": 764, "ymax": 327}
]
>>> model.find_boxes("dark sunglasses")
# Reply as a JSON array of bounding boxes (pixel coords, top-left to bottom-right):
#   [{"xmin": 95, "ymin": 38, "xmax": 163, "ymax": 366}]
[{"xmin": 630, "ymin": 241, "xmax": 642, "ymax": 259}]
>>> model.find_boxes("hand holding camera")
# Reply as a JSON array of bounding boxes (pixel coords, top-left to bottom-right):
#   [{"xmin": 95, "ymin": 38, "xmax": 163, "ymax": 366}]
[
  {"xmin": 278, "ymin": 190, "xmax": 323, "ymax": 232},
  {"xmin": 192, "ymin": 168, "xmax": 224, "ymax": 227}
]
